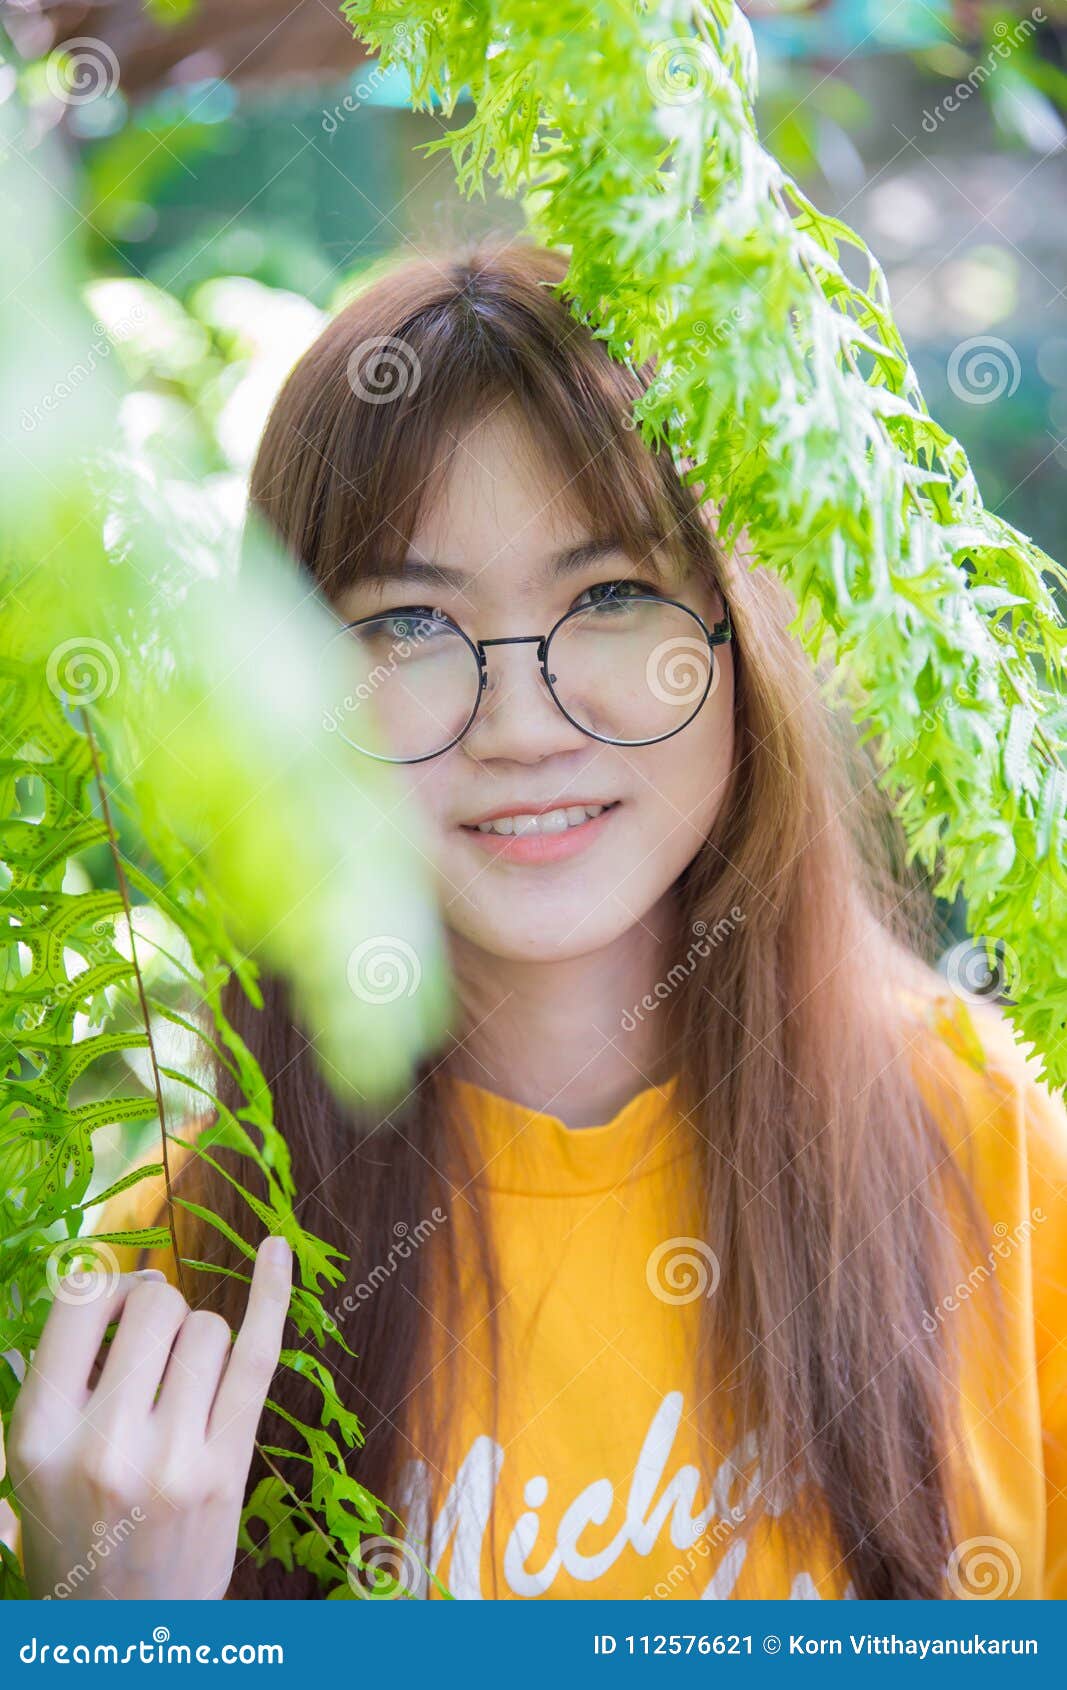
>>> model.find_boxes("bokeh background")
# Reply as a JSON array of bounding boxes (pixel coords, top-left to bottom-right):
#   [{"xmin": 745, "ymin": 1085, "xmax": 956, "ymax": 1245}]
[
  {"xmin": 1, "ymin": 0, "xmax": 1065, "ymax": 1138},
  {"xmin": 3, "ymin": 1, "xmax": 1065, "ymax": 546},
  {"xmin": 2, "ymin": 1, "xmax": 1064, "ymax": 535}
]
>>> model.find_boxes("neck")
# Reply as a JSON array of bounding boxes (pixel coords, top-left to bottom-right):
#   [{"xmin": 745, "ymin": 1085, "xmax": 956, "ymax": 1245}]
[{"xmin": 444, "ymin": 895, "xmax": 679, "ymax": 1130}]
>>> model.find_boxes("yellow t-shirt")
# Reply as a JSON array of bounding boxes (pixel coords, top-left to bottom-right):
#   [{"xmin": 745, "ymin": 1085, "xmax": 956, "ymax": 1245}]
[{"xmin": 86, "ymin": 986, "xmax": 1067, "ymax": 1601}]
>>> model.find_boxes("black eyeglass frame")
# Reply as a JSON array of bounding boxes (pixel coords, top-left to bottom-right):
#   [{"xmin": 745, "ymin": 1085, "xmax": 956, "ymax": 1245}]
[{"xmin": 333, "ymin": 595, "xmax": 734, "ymax": 764}]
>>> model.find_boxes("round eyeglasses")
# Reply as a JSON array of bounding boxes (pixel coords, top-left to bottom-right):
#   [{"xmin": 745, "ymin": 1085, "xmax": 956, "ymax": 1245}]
[{"xmin": 328, "ymin": 588, "xmax": 733, "ymax": 764}]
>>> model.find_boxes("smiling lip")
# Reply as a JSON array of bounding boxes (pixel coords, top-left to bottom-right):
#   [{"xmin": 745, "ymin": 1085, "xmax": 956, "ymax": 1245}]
[
  {"xmin": 461, "ymin": 798, "xmax": 617, "ymax": 827},
  {"xmin": 460, "ymin": 801, "xmax": 621, "ymax": 865}
]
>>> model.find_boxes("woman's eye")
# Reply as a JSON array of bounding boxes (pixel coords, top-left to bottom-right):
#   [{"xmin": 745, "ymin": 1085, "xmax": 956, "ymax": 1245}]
[
  {"xmin": 347, "ymin": 607, "xmax": 453, "ymax": 649},
  {"xmin": 574, "ymin": 579, "xmax": 660, "ymax": 611},
  {"xmin": 380, "ymin": 606, "xmax": 448, "ymax": 638},
  {"xmin": 383, "ymin": 608, "xmax": 443, "ymax": 635}
]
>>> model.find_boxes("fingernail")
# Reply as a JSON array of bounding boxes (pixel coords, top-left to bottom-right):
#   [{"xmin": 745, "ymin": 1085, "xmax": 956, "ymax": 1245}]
[
  {"xmin": 263, "ymin": 1235, "xmax": 291, "ymax": 1267},
  {"xmin": 135, "ymin": 1268, "xmax": 167, "ymax": 1280}
]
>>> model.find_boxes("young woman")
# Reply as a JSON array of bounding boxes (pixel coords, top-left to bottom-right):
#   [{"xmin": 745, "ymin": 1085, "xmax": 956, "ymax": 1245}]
[{"xmin": 8, "ymin": 241, "xmax": 1067, "ymax": 1602}]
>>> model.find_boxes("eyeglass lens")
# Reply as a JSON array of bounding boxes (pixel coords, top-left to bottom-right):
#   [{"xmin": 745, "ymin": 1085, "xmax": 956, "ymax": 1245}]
[{"xmin": 335, "ymin": 598, "xmax": 714, "ymax": 760}]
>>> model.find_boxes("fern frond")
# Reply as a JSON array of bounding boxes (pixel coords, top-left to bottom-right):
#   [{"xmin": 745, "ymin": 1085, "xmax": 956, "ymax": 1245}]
[{"xmin": 343, "ymin": 0, "xmax": 1067, "ymax": 1088}]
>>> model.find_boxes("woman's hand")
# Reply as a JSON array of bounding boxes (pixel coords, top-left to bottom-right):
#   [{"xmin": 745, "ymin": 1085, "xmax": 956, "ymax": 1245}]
[{"xmin": 6, "ymin": 1235, "xmax": 292, "ymax": 1600}]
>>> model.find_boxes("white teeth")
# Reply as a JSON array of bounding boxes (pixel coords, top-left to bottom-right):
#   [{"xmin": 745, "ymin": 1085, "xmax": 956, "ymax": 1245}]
[
  {"xmin": 537, "ymin": 804, "xmax": 571, "ymax": 831},
  {"xmin": 474, "ymin": 803, "xmax": 610, "ymax": 836},
  {"xmin": 514, "ymin": 810, "xmax": 564, "ymax": 836}
]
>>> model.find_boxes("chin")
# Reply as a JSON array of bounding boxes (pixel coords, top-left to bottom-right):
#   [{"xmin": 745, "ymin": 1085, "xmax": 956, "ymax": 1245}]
[{"xmin": 447, "ymin": 900, "xmax": 641, "ymax": 963}]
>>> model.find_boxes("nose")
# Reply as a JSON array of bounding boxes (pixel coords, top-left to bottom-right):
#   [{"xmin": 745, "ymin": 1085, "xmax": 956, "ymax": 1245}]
[{"xmin": 461, "ymin": 639, "xmax": 588, "ymax": 763}]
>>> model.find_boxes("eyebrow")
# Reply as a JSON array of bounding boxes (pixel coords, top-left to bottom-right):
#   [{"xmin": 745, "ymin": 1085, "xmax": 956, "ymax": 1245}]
[{"xmin": 361, "ymin": 536, "xmax": 670, "ymax": 592}]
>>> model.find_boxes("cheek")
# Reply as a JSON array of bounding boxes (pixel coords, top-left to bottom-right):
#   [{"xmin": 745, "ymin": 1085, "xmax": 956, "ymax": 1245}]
[
  {"xmin": 643, "ymin": 675, "xmax": 734, "ymax": 831},
  {"xmin": 391, "ymin": 682, "xmax": 735, "ymax": 952},
  {"xmin": 391, "ymin": 766, "xmax": 455, "ymax": 871}
]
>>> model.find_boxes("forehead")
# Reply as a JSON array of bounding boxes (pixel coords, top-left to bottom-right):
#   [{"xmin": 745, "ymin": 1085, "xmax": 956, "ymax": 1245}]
[
  {"xmin": 414, "ymin": 409, "xmax": 590, "ymax": 552},
  {"xmin": 398, "ymin": 411, "xmax": 676, "ymax": 595}
]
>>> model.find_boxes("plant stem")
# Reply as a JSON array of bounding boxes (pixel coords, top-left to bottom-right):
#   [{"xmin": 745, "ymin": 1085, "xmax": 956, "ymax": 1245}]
[
  {"xmin": 253, "ymin": 1445, "xmax": 356, "ymax": 1587},
  {"xmin": 82, "ymin": 707, "xmax": 355, "ymax": 1595},
  {"xmin": 80, "ymin": 706, "xmax": 188, "ymax": 1298}
]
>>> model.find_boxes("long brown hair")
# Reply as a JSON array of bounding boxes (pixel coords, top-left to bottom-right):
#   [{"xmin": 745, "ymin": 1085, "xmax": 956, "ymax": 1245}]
[{"xmin": 176, "ymin": 237, "xmax": 991, "ymax": 1600}]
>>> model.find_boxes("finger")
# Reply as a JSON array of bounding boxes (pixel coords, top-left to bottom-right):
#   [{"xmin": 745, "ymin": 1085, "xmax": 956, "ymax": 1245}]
[
  {"xmin": 21, "ymin": 1268, "xmax": 169, "ymax": 1421},
  {"xmin": 91, "ymin": 1279, "xmax": 189, "ymax": 1417},
  {"xmin": 207, "ymin": 1237, "xmax": 291, "ymax": 1452},
  {"xmin": 154, "ymin": 1310, "xmax": 233, "ymax": 1435}
]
